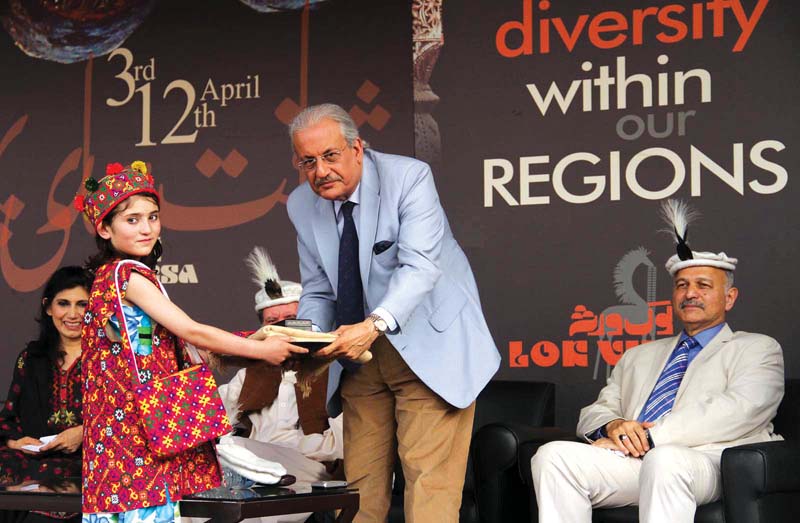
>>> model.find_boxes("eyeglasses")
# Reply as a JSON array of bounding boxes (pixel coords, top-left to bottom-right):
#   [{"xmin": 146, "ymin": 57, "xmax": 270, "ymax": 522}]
[{"xmin": 296, "ymin": 146, "xmax": 349, "ymax": 172}]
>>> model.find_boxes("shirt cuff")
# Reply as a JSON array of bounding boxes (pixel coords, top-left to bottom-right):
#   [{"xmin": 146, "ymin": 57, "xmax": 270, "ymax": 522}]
[
  {"xmin": 587, "ymin": 426, "xmax": 606, "ymax": 441},
  {"xmin": 371, "ymin": 307, "xmax": 398, "ymax": 332}
]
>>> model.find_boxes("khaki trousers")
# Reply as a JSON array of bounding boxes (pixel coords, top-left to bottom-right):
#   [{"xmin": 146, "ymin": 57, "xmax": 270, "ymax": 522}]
[{"xmin": 341, "ymin": 337, "xmax": 475, "ymax": 523}]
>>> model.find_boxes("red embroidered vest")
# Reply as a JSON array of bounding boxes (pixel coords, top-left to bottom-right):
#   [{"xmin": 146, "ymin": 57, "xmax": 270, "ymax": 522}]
[{"xmin": 81, "ymin": 260, "xmax": 221, "ymax": 513}]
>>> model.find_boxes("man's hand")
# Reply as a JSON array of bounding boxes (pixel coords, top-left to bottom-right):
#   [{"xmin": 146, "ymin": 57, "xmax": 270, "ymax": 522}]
[
  {"xmin": 40, "ymin": 425, "xmax": 83, "ymax": 454},
  {"xmin": 605, "ymin": 419, "xmax": 654, "ymax": 457},
  {"xmin": 315, "ymin": 320, "xmax": 379, "ymax": 361},
  {"xmin": 6, "ymin": 436, "xmax": 44, "ymax": 455},
  {"xmin": 591, "ymin": 437, "xmax": 627, "ymax": 454}
]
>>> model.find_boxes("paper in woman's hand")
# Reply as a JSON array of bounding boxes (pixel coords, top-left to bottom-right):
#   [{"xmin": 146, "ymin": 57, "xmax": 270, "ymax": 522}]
[{"xmin": 20, "ymin": 434, "xmax": 56, "ymax": 453}]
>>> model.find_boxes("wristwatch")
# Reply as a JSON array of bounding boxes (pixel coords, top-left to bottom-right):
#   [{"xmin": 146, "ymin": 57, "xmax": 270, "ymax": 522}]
[{"xmin": 367, "ymin": 313, "xmax": 388, "ymax": 335}]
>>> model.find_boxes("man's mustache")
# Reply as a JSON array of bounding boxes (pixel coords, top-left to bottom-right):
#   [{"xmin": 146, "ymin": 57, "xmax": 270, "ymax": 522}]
[
  {"xmin": 315, "ymin": 174, "xmax": 343, "ymax": 187},
  {"xmin": 680, "ymin": 300, "xmax": 705, "ymax": 310}
]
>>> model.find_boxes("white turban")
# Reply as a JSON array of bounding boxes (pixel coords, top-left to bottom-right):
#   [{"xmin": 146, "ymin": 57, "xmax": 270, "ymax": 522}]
[{"xmin": 665, "ymin": 251, "xmax": 738, "ymax": 276}]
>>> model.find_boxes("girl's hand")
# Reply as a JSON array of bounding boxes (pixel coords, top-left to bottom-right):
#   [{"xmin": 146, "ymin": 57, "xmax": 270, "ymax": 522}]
[
  {"xmin": 6, "ymin": 436, "xmax": 44, "ymax": 455},
  {"xmin": 257, "ymin": 336, "xmax": 308, "ymax": 365},
  {"xmin": 40, "ymin": 425, "xmax": 83, "ymax": 454}
]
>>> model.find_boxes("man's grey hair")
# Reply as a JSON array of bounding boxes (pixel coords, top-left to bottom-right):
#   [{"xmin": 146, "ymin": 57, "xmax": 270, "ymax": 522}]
[
  {"xmin": 288, "ymin": 103, "xmax": 367, "ymax": 148},
  {"xmin": 724, "ymin": 270, "xmax": 735, "ymax": 291}
]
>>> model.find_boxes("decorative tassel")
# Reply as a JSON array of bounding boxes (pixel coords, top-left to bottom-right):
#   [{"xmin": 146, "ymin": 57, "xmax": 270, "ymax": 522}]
[
  {"xmin": 245, "ymin": 247, "xmax": 284, "ymax": 299},
  {"xmin": 660, "ymin": 199, "xmax": 699, "ymax": 261}
]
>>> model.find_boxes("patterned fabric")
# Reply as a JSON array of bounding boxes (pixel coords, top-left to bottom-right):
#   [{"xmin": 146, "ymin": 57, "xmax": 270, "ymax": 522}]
[
  {"xmin": 0, "ymin": 349, "xmax": 82, "ymax": 485},
  {"xmin": 0, "ymin": 350, "xmax": 82, "ymax": 442},
  {"xmin": 109, "ymin": 304, "xmax": 153, "ymax": 356},
  {"xmin": 0, "ymin": 350, "xmax": 82, "ymax": 521},
  {"xmin": 136, "ymin": 363, "xmax": 231, "ymax": 457},
  {"xmin": 108, "ymin": 280, "xmax": 229, "ymax": 457},
  {"xmin": 82, "ymin": 498, "xmax": 179, "ymax": 523},
  {"xmin": 50, "ymin": 358, "xmax": 83, "ymax": 427},
  {"xmin": 82, "ymin": 260, "xmax": 221, "ymax": 514},
  {"xmin": 74, "ymin": 161, "xmax": 158, "ymax": 229},
  {"xmin": 639, "ymin": 336, "xmax": 699, "ymax": 423}
]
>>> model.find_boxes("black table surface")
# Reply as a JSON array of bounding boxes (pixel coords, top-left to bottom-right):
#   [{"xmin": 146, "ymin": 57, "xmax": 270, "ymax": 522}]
[{"xmin": 0, "ymin": 479, "xmax": 359, "ymax": 522}]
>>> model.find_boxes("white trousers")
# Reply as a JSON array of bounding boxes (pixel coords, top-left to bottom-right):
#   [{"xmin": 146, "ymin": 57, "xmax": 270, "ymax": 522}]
[
  {"xmin": 230, "ymin": 436, "xmax": 334, "ymax": 485},
  {"xmin": 230, "ymin": 437, "xmax": 335, "ymax": 523},
  {"xmin": 530, "ymin": 441, "xmax": 722, "ymax": 523}
]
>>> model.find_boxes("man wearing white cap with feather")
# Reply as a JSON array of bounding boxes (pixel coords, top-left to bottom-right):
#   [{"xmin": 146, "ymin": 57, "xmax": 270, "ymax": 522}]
[
  {"xmin": 217, "ymin": 247, "xmax": 343, "ymax": 519},
  {"xmin": 530, "ymin": 200, "xmax": 785, "ymax": 522}
]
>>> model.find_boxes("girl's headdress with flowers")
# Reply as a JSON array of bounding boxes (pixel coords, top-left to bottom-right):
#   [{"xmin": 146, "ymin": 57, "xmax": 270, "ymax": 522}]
[{"xmin": 73, "ymin": 161, "xmax": 159, "ymax": 231}]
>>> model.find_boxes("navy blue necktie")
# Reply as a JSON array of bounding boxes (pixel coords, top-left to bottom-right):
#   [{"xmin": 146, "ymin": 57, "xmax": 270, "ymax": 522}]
[
  {"xmin": 336, "ymin": 201, "xmax": 364, "ymax": 327},
  {"xmin": 639, "ymin": 336, "xmax": 699, "ymax": 423}
]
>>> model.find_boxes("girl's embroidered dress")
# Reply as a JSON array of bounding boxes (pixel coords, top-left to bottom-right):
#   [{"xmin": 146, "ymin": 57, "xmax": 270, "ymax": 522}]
[{"xmin": 81, "ymin": 260, "xmax": 221, "ymax": 514}]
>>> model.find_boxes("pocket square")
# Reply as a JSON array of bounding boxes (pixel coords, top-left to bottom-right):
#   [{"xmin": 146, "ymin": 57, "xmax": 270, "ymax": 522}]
[{"xmin": 373, "ymin": 240, "xmax": 395, "ymax": 255}]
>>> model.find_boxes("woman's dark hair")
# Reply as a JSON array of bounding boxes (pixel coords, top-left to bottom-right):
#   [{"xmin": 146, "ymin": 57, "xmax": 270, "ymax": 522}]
[
  {"xmin": 84, "ymin": 194, "xmax": 162, "ymax": 272},
  {"xmin": 27, "ymin": 266, "xmax": 94, "ymax": 366}
]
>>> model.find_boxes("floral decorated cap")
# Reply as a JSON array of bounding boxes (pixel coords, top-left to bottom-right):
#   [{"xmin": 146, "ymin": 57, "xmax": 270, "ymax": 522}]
[{"xmin": 73, "ymin": 161, "xmax": 159, "ymax": 231}]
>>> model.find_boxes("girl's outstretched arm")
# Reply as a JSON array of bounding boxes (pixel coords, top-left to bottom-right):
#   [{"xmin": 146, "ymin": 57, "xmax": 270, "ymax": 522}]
[{"xmin": 125, "ymin": 272, "xmax": 307, "ymax": 365}]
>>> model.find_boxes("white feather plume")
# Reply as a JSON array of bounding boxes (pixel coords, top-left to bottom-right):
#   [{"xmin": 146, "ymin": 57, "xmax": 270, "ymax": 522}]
[
  {"xmin": 244, "ymin": 246, "xmax": 279, "ymax": 288},
  {"xmin": 659, "ymin": 199, "xmax": 699, "ymax": 242}
]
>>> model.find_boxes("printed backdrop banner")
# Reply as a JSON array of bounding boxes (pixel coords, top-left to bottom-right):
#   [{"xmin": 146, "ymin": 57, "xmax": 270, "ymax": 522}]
[
  {"xmin": 418, "ymin": 0, "xmax": 798, "ymax": 425},
  {"xmin": 0, "ymin": 0, "xmax": 412, "ymax": 389},
  {"xmin": 1, "ymin": 0, "xmax": 798, "ymax": 429}
]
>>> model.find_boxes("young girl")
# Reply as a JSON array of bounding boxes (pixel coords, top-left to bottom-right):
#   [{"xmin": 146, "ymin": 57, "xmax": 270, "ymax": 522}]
[{"xmin": 75, "ymin": 161, "xmax": 306, "ymax": 522}]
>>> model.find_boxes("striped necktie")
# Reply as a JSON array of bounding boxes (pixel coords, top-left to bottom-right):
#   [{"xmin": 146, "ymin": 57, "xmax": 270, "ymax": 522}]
[{"xmin": 639, "ymin": 336, "xmax": 699, "ymax": 423}]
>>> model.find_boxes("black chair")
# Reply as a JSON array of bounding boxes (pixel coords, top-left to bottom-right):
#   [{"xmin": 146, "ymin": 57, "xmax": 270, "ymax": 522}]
[
  {"xmin": 718, "ymin": 378, "xmax": 800, "ymax": 523},
  {"xmin": 388, "ymin": 380, "xmax": 556, "ymax": 523},
  {"xmin": 473, "ymin": 379, "xmax": 799, "ymax": 523}
]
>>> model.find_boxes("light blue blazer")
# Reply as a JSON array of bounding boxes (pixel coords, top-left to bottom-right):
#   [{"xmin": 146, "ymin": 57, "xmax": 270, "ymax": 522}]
[{"xmin": 287, "ymin": 149, "xmax": 500, "ymax": 415}]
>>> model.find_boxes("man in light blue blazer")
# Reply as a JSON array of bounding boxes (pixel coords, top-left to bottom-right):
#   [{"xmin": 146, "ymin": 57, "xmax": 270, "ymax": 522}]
[{"xmin": 286, "ymin": 103, "xmax": 500, "ymax": 522}]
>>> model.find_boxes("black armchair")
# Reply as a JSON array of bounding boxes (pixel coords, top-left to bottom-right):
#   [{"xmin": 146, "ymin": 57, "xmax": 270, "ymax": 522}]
[
  {"xmin": 718, "ymin": 378, "xmax": 800, "ymax": 523},
  {"xmin": 388, "ymin": 380, "xmax": 556, "ymax": 523},
  {"xmin": 472, "ymin": 379, "xmax": 800, "ymax": 523}
]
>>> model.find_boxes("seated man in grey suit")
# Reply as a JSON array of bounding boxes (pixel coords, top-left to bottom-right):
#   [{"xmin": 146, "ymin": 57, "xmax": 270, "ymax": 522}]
[{"xmin": 531, "ymin": 200, "xmax": 785, "ymax": 523}]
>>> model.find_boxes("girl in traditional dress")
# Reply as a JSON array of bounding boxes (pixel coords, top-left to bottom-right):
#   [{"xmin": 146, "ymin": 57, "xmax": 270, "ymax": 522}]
[{"xmin": 75, "ymin": 161, "xmax": 306, "ymax": 523}]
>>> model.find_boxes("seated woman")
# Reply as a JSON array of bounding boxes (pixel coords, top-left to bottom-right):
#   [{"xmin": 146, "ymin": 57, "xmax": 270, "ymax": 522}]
[{"xmin": 0, "ymin": 266, "xmax": 92, "ymax": 487}]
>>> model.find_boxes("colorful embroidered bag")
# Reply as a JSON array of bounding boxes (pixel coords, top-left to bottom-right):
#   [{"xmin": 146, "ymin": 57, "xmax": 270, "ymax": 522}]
[{"xmin": 114, "ymin": 261, "xmax": 232, "ymax": 458}]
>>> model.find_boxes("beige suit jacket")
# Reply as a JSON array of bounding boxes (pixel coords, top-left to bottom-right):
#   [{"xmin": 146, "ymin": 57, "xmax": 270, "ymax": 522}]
[{"xmin": 577, "ymin": 324, "xmax": 784, "ymax": 456}]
